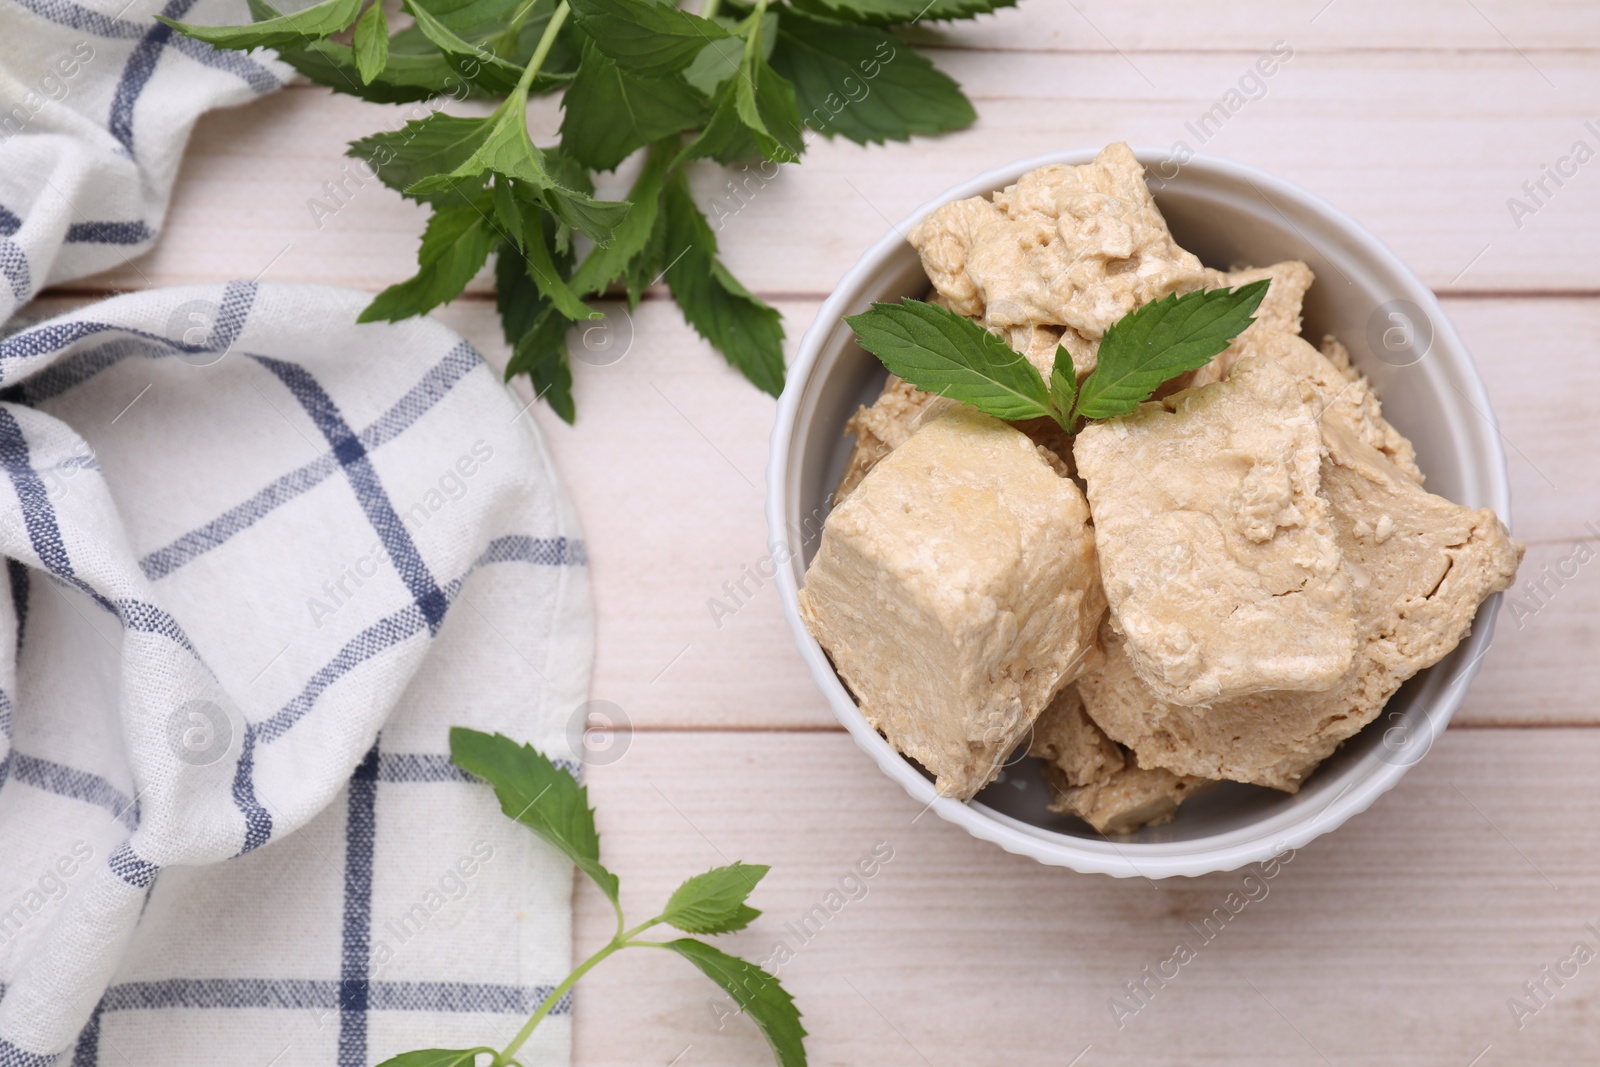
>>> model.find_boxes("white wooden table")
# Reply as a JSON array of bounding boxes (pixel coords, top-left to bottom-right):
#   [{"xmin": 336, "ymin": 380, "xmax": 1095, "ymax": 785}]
[{"xmin": 44, "ymin": 3, "xmax": 1600, "ymax": 1062}]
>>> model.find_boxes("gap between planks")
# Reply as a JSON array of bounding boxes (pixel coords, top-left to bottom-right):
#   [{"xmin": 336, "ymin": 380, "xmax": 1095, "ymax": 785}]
[
  {"xmin": 35, "ymin": 286, "xmax": 1600, "ymax": 304},
  {"xmin": 596, "ymin": 720, "xmax": 1600, "ymax": 734},
  {"xmin": 262, "ymin": 47, "xmax": 1600, "ymax": 68}
]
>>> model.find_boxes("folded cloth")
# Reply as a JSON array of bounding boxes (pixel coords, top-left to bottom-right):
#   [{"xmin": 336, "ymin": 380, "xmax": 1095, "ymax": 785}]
[
  {"xmin": 1, "ymin": 4, "xmax": 593, "ymax": 1060},
  {"xmin": 0, "ymin": 0, "xmax": 288, "ymax": 324},
  {"xmin": 0, "ymin": 282, "xmax": 593, "ymax": 1066}
]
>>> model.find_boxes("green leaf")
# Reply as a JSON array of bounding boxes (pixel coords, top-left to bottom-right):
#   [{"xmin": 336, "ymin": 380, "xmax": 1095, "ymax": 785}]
[
  {"xmin": 373, "ymin": 1049, "xmax": 494, "ymax": 1067},
  {"xmin": 402, "ymin": 0, "xmax": 526, "ymax": 93},
  {"xmin": 662, "ymin": 862, "xmax": 770, "ymax": 934},
  {"xmin": 544, "ymin": 186, "xmax": 631, "ymax": 246},
  {"xmin": 733, "ymin": 15, "xmax": 805, "ymax": 163},
  {"xmin": 771, "ymin": 10, "xmax": 975, "ymax": 145},
  {"xmin": 411, "ymin": 0, "xmax": 526, "ymax": 34},
  {"xmin": 844, "ymin": 299, "xmax": 1052, "ymax": 421},
  {"xmin": 568, "ymin": 145, "xmax": 668, "ymax": 297},
  {"xmin": 621, "ymin": 171, "xmax": 671, "ymax": 305},
  {"xmin": 449, "ymin": 727, "xmax": 617, "ymax": 899},
  {"xmin": 507, "ymin": 307, "xmax": 578, "ymax": 423},
  {"xmin": 276, "ymin": 37, "xmax": 464, "ymax": 103},
  {"xmin": 491, "ymin": 174, "xmax": 525, "ymax": 237},
  {"xmin": 682, "ymin": 34, "xmax": 743, "ymax": 96},
  {"xmin": 560, "ymin": 40, "xmax": 707, "ymax": 172},
  {"xmin": 660, "ymin": 940, "xmax": 807, "ymax": 1067},
  {"xmin": 348, "ymin": 112, "xmax": 495, "ymax": 202},
  {"xmin": 792, "ymin": 0, "xmax": 1016, "ymax": 24},
  {"xmin": 569, "ymin": 0, "xmax": 732, "ymax": 77},
  {"xmin": 351, "ymin": 2, "xmax": 389, "ymax": 84},
  {"xmin": 1048, "ymin": 344, "xmax": 1077, "ymax": 427},
  {"xmin": 518, "ymin": 194, "xmax": 599, "ymax": 321},
  {"xmin": 158, "ymin": 0, "xmax": 362, "ymax": 49},
  {"xmin": 1075, "ymin": 279, "xmax": 1270, "ymax": 420},
  {"xmin": 358, "ymin": 198, "xmax": 498, "ymax": 322},
  {"xmin": 662, "ymin": 173, "xmax": 786, "ymax": 396},
  {"xmin": 405, "ymin": 98, "xmax": 630, "ymax": 245},
  {"xmin": 674, "ymin": 76, "xmax": 764, "ymax": 165}
]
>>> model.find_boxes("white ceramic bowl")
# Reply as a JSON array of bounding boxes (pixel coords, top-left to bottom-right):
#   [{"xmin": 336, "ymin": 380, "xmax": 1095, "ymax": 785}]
[{"xmin": 767, "ymin": 148, "xmax": 1511, "ymax": 878}]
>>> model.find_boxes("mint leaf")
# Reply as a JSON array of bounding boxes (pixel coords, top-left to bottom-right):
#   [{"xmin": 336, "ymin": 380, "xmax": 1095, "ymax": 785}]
[
  {"xmin": 402, "ymin": 0, "xmax": 525, "ymax": 93},
  {"xmin": 352, "ymin": 2, "xmax": 389, "ymax": 84},
  {"xmin": 160, "ymin": 0, "xmax": 362, "ymax": 48},
  {"xmin": 661, "ymin": 940, "xmax": 806, "ymax": 1067},
  {"xmin": 408, "ymin": 0, "xmax": 524, "ymax": 35},
  {"xmin": 348, "ymin": 112, "xmax": 495, "ymax": 202},
  {"xmin": 517, "ymin": 190, "xmax": 599, "ymax": 321},
  {"xmin": 732, "ymin": 15, "xmax": 805, "ymax": 163},
  {"xmin": 507, "ymin": 305, "xmax": 578, "ymax": 423},
  {"xmin": 675, "ymin": 76, "xmax": 764, "ymax": 165},
  {"xmin": 560, "ymin": 41, "xmax": 707, "ymax": 172},
  {"xmin": 1048, "ymin": 344, "xmax": 1077, "ymax": 427},
  {"xmin": 793, "ymin": 0, "xmax": 1016, "ymax": 23},
  {"xmin": 569, "ymin": 0, "xmax": 732, "ymax": 76},
  {"xmin": 772, "ymin": 10, "xmax": 975, "ymax": 145},
  {"xmin": 373, "ymin": 1049, "xmax": 494, "ymax": 1067},
  {"xmin": 358, "ymin": 198, "xmax": 497, "ymax": 322},
  {"xmin": 1074, "ymin": 280, "xmax": 1269, "ymax": 420},
  {"xmin": 568, "ymin": 145, "xmax": 668, "ymax": 298},
  {"xmin": 662, "ymin": 173, "xmax": 786, "ymax": 396},
  {"xmin": 405, "ymin": 98, "xmax": 630, "ymax": 244},
  {"xmin": 450, "ymin": 727, "xmax": 618, "ymax": 901},
  {"xmin": 662, "ymin": 862, "xmax": 769, "ymax": 934},
  {"xmin": 845, "ymin": 299, "xmax": 1052, "ymax": 421},
  {"xmin": 283, "ymin": 38, "xmax": 462, "ymax": 103},
  {"xmin": 683, "ymin": 34, "xmax": 743, "ymax": 96}
]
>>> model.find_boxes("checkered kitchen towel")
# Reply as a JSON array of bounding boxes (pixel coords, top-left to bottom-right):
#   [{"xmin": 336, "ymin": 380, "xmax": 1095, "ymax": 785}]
[{"xmin": 0, "ymin": 3, "xmax": 594, "ymax": 1065}]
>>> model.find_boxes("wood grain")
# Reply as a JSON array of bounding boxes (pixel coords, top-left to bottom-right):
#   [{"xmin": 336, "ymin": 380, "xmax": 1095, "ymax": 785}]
[
  {"xmin": 17, "ymin": 290, "xmax": 1599, "ymax": 730},
  {"xmin": 66, "ymin": 52, "xmax": 1600, "ymax": 298},
  {"xmin": 571, "ymin": 729, "xmax": 1600, "ymax": 1066},
  {"xmin": 21, "ymin": 4, "xmax": 1600, "ymax": 1062}
]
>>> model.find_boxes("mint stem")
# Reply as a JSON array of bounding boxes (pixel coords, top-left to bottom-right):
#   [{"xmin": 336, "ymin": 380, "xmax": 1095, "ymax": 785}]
[
  {"xmin": 491, "ymin": 914, "xmax": 664, "ymax": 1066},
  {"xmin": 514, "ymin": 0, "xmax": 569, "ymax": 98}
]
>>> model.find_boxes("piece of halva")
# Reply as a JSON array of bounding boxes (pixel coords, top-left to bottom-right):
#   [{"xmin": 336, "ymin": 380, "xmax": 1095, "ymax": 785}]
[
  {"xmin": 799, "ymin": 408, "xmax": 1105, "ymax": 800},
  {"xmin": 1074, "ymin": 357, "xmax": 1357, "ymax": 706},
  {"xmin": 835, "ymin": 375, "xmax": 944, "ymax": 501},
  {"xmin": 1028, "ymin": 683, "xmax": 1211, "ymax": 834},
  {"xmin": 908, "ymin": 143, "xmax": 1211, "ymax": 359},
  {"xmin": 1080, "ymin": 420, "xmax": 1521, "ymax": 791}
]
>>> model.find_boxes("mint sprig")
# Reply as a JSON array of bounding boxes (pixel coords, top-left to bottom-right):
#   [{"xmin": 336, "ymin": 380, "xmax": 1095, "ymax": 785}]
[
  {"xmin": 845, "ymin": 279, "xmax": 1270, "ymax": 433},
  {"xmin": 166, "ymin": 0, "xmax": 1010, "ymax": 423},
  {"xmin": 392, "ymin": 728, "xmax": 807, "ymax": 1067}
]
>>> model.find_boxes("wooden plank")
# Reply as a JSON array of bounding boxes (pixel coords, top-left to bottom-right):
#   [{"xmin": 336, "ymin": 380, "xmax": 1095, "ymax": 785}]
[
  {"xmin": 904, "ymin": 0, "xmax": 1600, "ymax": 53},
  {"xmin": 571, "ymin": 728, "xmax": 1600, "ymax": 1066},
  {"xmin": 15, "ymin": 292, "xmax": 1599, "ymax": 728},
  {"xmin": 65, "ymin": 50, "xmax": 1600, "ymax": 298}
]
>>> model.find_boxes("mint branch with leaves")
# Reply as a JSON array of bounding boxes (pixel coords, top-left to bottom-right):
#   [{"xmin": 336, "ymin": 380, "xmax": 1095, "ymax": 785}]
[
  {"xmin": 376, "ymin": 728, "xmax": 805, "ymax": 1067},
  {"xmin": 844, "ymin": 279, "xmax": 1270, "ymax": 434},
  {"xmin": 161, "ymin": 0, "xmax": 1008, "ymax": 423}
]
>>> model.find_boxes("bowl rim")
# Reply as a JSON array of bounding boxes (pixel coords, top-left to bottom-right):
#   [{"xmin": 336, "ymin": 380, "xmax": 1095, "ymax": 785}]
[{"xmin": 765, "ymin": 146, "xmax": 1510, "ymax": 878}]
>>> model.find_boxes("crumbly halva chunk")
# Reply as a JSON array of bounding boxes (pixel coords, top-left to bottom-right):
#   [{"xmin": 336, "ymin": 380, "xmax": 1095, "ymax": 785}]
[
  {"xmin": 1052, "ymin": 762, "xmax": 1211, "ymax": 836},
  {"xmin": 1028, "ymin": 684, "xmax": 1210, "ymax": 834},
  {"xmin": 838, "ymin": 376, "xmax": 1074, "ymax": 496},
  {"xmin": 1028, "ymin": 684, "xmax": 1122, "ymax": 786},
  {"xmin": 908, "ymin": 143, "xmax": 1211, "ymax": 376},
  {"xmin": 1079, "ymin": 420, "xmax": 1522, "ymax": 791},
  {"xmin": 835, "ymin": 375, "xmax": 944, "ymax": 500},
  {"xmin": 799, "ymin": 408, "xmax": 1107, "ymax": 800},
  {"xmin": 1313, "ymin": 335, "xmax": 1423, "ymax": 483},
  {"xmin": 1074, "ymin": 358, "xmax": 1358, "ymax": 707},
  {"xmin": 1173, "ymin": 260, "xmax": 1316, "ymax": 393},
  {"xmin": 1188, "ymin": 307, "xmax": 1424, "ymax": 485}
]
